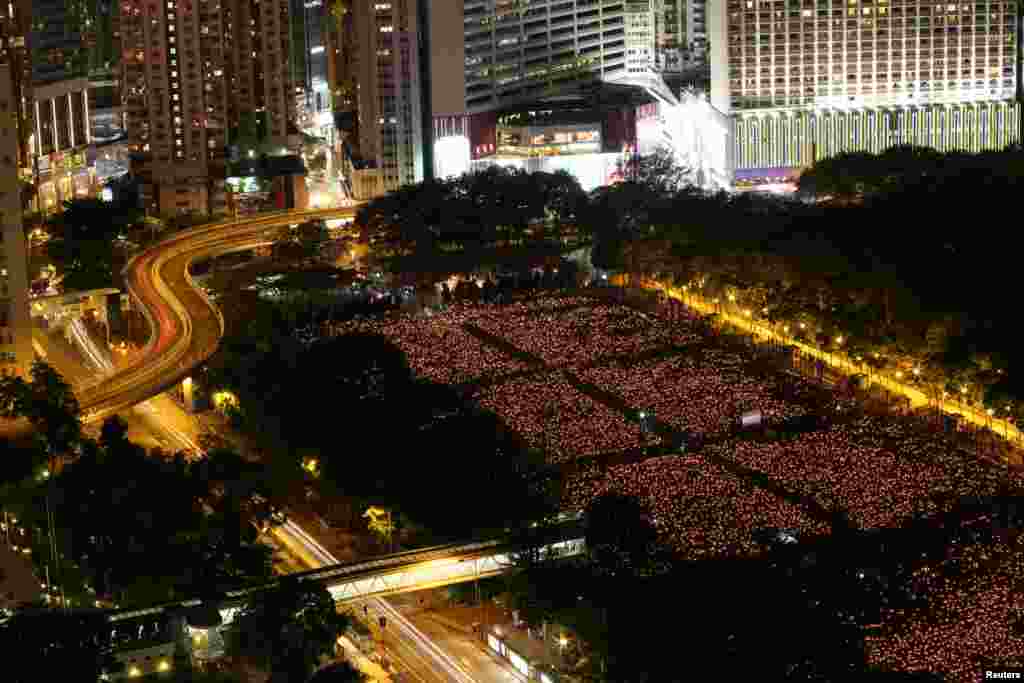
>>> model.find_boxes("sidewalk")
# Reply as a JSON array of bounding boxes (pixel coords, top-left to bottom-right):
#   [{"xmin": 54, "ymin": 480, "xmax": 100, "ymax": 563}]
[{"xmin": 641, "ymin": 279, "xmax": 1024, "ymax": 466}]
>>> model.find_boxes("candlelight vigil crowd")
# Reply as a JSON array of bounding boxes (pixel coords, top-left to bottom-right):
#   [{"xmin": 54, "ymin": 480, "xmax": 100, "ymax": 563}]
[{"xmin": 321, "ymin": 292, "xmax": 1024, "ymax": 679}]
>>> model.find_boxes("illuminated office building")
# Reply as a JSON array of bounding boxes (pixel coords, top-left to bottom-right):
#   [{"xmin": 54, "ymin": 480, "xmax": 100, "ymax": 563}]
[
  {"xmin": 625, "ymin": 0, "xmax": 658, "ymax": 75},
  {"xmin": 351, "ymin": 0, "xmax": 681, "ymax": 196},
  {"xmin": 291, "ymin": 0, "xmax": 333, "ymax": 134},
  {"xmin": 710, "ymin": 0, "xmax": 1021, "ymax": 178},
  {"xmin": 462, "ymin": 0, "xmax": 630, "ymax": 112}
]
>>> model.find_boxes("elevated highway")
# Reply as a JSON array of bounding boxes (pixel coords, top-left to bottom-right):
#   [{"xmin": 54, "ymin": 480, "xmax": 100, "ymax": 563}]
[{"xmin": 66, "ymin": 208, "xmax": 359, "ymax": 424}]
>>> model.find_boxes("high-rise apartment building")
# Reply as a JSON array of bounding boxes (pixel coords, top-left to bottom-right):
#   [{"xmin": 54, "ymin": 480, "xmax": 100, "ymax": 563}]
[
  {"xmin": 710, "ymin": 0, "xmax": 1020, "ymax": 175},
  {"xmin": 353, "ymin": 0, "xmax": 424, "ymax": 190},
  {"xmin": 29, "ymin": 0, "xmax": 89, "ymax": 84},
  {"xmin": 291, "ymin": 0, "xmax": 332, "ymax": 131},
  {"xmin": 0, "ymin": 64, "xmax": 34, "ymax": 377},
  {"xmin": 226, "ymin": 0, "xmax": 293, "ymax": 146},
  {"xmin": 0, "ymin": 0, "xmax": 31, "ymax": 168},
  {"xmin": 121, "ymin": 0, "xmax": 292, "ymax": 216}
]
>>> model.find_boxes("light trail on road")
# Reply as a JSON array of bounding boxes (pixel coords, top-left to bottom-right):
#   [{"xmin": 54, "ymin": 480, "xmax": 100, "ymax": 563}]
[
  {"xmin": 69, "ymin": 207, "xmax": 358, "ymax": 424},
  {"xmin": 275, "ymin": 519, "xmax": 477, "ymax": 683},
  {"xmin": 67, "ymin": 318, "xmax": 203, "ymax": 456},
  {"xmin": 51, "ymin": 206, "xmax": 482, "ymax": 682}
]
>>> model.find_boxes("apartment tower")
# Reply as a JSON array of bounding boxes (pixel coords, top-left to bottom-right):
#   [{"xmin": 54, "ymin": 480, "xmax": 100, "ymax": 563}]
[
  {"xmin": 121, "ymin": 0, "xmax": 292, "ymax": 216},
  {"xmin": 353, "ymin": 0, "xmax": 424, "ymax": 190},
  {"xmin": 0, "ymin": 64, "xmax": 33, "ymax": 376}
]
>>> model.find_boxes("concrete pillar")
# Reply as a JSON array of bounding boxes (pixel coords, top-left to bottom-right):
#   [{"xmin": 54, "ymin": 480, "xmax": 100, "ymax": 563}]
[{"xmin": 182, "ymin": 376, "xmax": 196, "ymax": 413}]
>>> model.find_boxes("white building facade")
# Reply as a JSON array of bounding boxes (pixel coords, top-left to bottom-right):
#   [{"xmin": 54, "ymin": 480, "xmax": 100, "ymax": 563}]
[{"xmin": 710, "ymin": 0, "xmax": 1021, "ymax": 177}]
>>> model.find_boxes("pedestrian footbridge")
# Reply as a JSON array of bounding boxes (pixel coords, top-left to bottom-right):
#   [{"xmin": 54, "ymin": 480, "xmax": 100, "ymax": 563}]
[{"xmin": 108, "ymin": 528, "xmax": 585, "ymax": 625}]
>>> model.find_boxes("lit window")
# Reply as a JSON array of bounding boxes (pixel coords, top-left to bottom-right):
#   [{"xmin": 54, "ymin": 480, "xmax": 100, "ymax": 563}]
[{"xmin": 379, "ymin": 25, "xmax": 393, "ymax": 32}]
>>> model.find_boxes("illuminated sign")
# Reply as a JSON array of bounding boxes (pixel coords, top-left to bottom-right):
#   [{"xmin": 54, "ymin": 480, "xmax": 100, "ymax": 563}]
[
  {"xmin": 225, "ymin": 176, "xmax": 268, "ymax": 193},
  {"xmin": 433, "ymin": 135, "xmax": 470, "ymax": 179}
]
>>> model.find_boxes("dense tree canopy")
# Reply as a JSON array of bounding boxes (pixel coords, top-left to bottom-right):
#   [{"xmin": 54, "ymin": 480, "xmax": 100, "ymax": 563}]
[
  {"xmin": 44, "ymin": 198, "xmax": 140, "ymax": 291},
  {"xmin": 583, "ymin": 144, "xmax": 1024, "ymax": 418},
  {"xmin": 356, "ymin": 167, "xmax": 587, "ymax": 258},
  {"xmin": 224, "ymin": 578, "xmax": 350, "ymax": 683}
]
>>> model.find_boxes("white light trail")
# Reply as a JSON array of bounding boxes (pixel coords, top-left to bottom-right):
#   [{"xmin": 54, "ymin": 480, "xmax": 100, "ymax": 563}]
[
  {"xmin": 67, "ymin": 318, "xmax": 203, "ymax": 455},
  {"xmin": 276, "ymin": 519, "xmax": 478, "ymax": 683}
]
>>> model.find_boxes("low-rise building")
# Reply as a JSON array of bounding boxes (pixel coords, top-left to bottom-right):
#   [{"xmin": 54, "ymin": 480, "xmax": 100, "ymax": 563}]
[{"xmin": 30, "ymin": 77, "xmax": 97, "ymax": 213}]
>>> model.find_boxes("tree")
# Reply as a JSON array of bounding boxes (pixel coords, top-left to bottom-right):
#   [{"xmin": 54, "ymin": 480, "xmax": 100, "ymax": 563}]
[
  {"xmin": 0, "ymin": 611, "xmax": 119, "ymax": 683},
  {"xmin": 0, "ymin": 360, "xmax": 82, "ymax": 463},
  {"xmin": 584, "ymin": 493, "xmax": 672, "ymax": 580},
  {"xmin": 621, "ymin": 146, "xmax": 692, "ymax": 195},
  {"xmin": 45, "ymin": 198, "xmax": 138, "ymax": 290},
  {"xmin": 308, "ymin": 661, "xmax": 366, "ymax": 683},
  {"xmin": 224, "ymin": 578, "xmax": 351, "ymax": 683}
]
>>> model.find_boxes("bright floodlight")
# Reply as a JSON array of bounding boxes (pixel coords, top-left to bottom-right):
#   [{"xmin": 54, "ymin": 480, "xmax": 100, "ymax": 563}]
[{"xmin": 434, "ymin": 135, "xmax": 471, "ymax": 179}]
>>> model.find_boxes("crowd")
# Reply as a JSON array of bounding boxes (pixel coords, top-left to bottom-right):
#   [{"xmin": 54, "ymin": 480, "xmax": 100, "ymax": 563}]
[
  {"xmin": 476, "ymin": 373, "xmax": 650, "ymax": 461},
  {"xmin": 320, "ymin": 292, "xmax": 1024, "ymax": 677},
  {"xmin": 323, "ymin": 307, "xmax": 530, "ymax": 384},
  {"xmin": 865, "ymin": 537, "xmax": 1024, "ymax": 681},
  {"xmin": 708, "ymin": 415, "xmax": 1022, "ymax": 529},
  {"xmin": 468, "ymin": 301, "xmax": 701, "ymax": 368},
  {"xmin": 563, "ymin": 456, "xmax": 830, "ymax": 559},
  {"xmin": 578, "ymin": 351, "xmax": 810, "ymax": 438},
  {"xmin": 378, "ymin": 317, "xmax": 529, "ymax": 385}
]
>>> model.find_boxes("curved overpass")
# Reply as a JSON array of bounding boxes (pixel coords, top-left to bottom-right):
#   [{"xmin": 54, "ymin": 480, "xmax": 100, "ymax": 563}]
[{"xmin": 75, "ymin": 208, "xmax": 360, "ymax": 424}]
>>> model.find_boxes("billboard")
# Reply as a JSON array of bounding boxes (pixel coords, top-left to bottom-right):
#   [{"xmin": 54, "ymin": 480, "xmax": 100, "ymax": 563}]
[
  {"xmin": 434, "ymin": 135, "xmax": 471, "ymax": 179},
  {"xmin": 473, "ymin": 151, "xmax": 623, "ymax": 192},
  {"xmin": 739, "ymin": 409, "xmax": 763, "ymax": 428}
]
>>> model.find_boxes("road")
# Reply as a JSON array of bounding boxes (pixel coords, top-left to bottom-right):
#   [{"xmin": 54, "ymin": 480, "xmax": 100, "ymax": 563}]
[
  {"xmin": 59, "ymin": 207, "xmax": 358, "ymax": 426},
  {"xmin": 384, "ymin": 594, "xmax": 526, "ymax": 683},
  {"xmin": 51, "ymin": 318, "xmax": 203, "ymax": 455},
  {"xmin": 271, "ymin": 518, "xmax": 481, "ymax": 683},
  {"xmin": 33, "ymin": 206, "xmax": 507, "ymax": 682}
]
